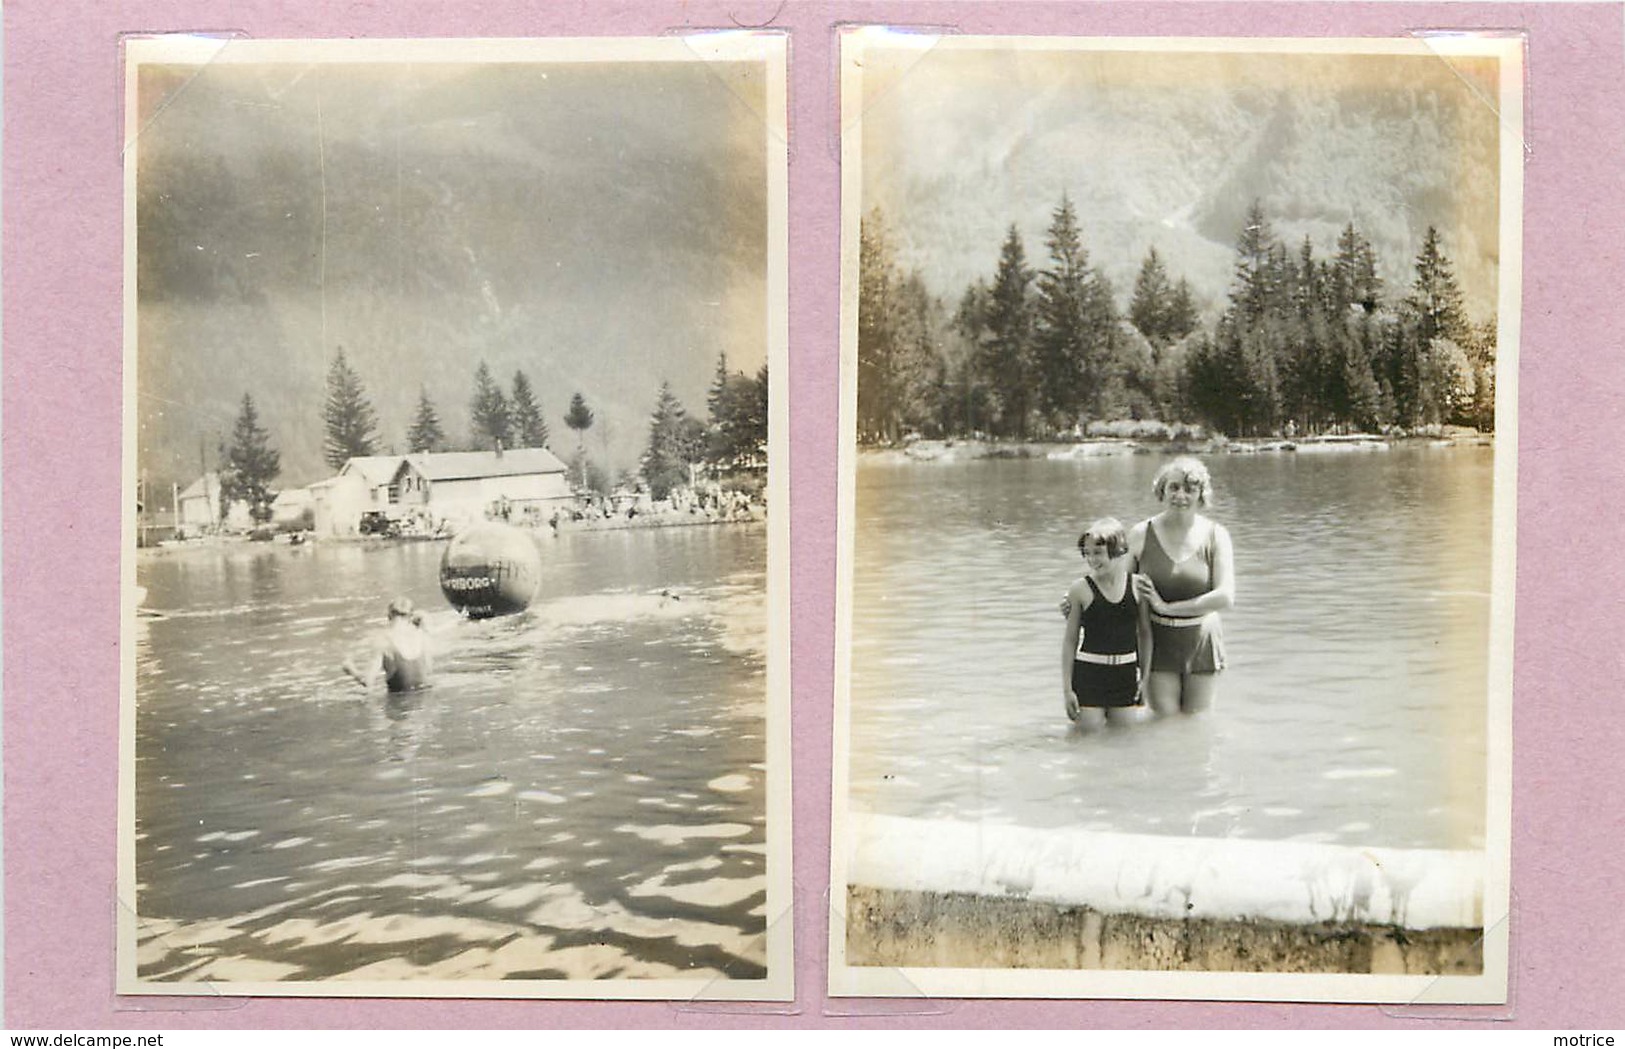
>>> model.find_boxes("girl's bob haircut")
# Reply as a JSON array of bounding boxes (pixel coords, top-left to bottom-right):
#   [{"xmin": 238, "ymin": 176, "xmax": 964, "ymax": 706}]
[
  {"xmin": 1078, "ymin": 517, "xmax": 1130, "ymax": 559},
  {"xmin": 1152, "ymin": 456, "xmax": 1214, "ymax": 507}
]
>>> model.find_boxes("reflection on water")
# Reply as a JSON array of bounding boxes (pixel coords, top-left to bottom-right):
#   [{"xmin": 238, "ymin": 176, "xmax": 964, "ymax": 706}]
[
  {"xmin": 134, "ymin": 525, "xmax": 768, "ymax": 982},
  {"xmin": 850, "ymin": 446, "xmax": 1492, "ymax": 850}
]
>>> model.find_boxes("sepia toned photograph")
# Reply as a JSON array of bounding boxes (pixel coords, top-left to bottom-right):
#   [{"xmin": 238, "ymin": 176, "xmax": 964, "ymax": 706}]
[
  {"xmin": 119, "ymin": 35, "xmax": 790, "ymax": 999},
  {"xmin": 831, "ymin": 34, "xmax": 1519, "ymax": 1001}
]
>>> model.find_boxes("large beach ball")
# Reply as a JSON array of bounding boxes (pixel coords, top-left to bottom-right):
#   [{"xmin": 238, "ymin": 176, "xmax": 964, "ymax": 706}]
[{"xmin": 439, "ymin": 522, "xmax": 542, "ymax": 619}]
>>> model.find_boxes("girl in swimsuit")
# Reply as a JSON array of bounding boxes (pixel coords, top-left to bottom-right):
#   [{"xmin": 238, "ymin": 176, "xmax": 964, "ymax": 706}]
[
  {"xmin": 1127, "ymin": 456, "xmax": 1235, "ymax": 715},
  {"xmin": 1062, "ymin": 518, "xmax": 1152, "ymax": 729}
]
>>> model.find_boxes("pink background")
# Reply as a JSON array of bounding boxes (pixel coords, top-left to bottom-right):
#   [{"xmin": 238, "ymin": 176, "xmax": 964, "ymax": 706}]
[{"xmin": 5, "ymin": 0, "xmax": 1622, "ymax": 1030}]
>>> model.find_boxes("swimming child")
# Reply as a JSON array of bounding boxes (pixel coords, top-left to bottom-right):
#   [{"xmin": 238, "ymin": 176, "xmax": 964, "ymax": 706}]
[
  {"xmin": 343, "ymin": 597, "xmax": 435, "ymax": 692},
  {"xmin": 1062, "ymin": 517, "xmax": 1151, "ymax": 728}
]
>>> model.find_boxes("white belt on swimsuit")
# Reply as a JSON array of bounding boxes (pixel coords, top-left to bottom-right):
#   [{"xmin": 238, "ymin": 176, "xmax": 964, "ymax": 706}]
[
  {"xmin": 1074, "ymin": 650, "xmax": 1138, "ymax": 666},
  {"xmin": 1149, "ymin": 611, "xmax": 1210, "ymax": 628}
]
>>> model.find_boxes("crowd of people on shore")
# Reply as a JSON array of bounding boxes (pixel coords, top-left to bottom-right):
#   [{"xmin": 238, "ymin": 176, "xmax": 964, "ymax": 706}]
[{"xmin": 534, "ymin": 483, "xmax": 763, "ymax": 533}]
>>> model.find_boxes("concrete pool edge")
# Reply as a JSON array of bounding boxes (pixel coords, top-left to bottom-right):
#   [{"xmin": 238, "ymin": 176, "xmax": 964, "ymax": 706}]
[
  {"xmin": 845, "ymin": 886, "xmax": 1482, "ymax": 975},
  {"xmin": 845, "ymin": 815, "xmax": 1485, "ymax": 975}
]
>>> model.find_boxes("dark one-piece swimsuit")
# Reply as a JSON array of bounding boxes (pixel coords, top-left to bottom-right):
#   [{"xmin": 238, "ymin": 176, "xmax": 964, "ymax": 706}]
[
  {"xmin": 1140, "ymin": 518, "xmax": 1227, "ymax": 674},
  {"xmin": 1072, "ymin": 576, "xmax": 1142, "ymax": 708}
]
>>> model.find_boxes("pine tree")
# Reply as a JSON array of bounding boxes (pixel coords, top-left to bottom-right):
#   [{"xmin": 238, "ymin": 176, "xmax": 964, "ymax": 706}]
[
  {"xmin": 1165, "ymin": 279, "xmax": 1199, "ymax": 340},
  {"xmin": 1393, "ymin": 227, "xmax": 1471, "ymax": 429},
  {"xmin": 1129, "ymin": 247, "xmax": 1173, "ymax": 342},
  {"xmin": 1340, "ymin": 314, "xmax": 1386, "ymax": 431},
  {"xmin": 1294, "ymin": 236, "xmax": 1319, "ymax": 319},
  {"xmin": 563, "ymin": 391, "xmax": 594, "ymax": 488},
  {"xmin": 1033, "ymin": 195, "xmax": 1093, "ymax": 428},
  {"xmin": 564, "ymin": 391, "xmax": 594, "ymax": 447},
  {"xmin": 979, "ymin": 225, "xmax": 1035, "ymax": 438},
  {"xmin": 857, "ymin": 208, "xmax": 902, "ymax": 442},
  {"xmin": 222, "ymin": 393, "xmax": 280, "ymax": 524},
  {"xmin": 469, "ymin": 361, "xmax": 511, "ymax": 450},
  {"xmin": 749, "ymin": 362, "xmax": 770, "ymax": 463},
  {"xmin": 893, "ymin": 273, "xmax": 949, "ymax": 436},
  {"xmin": 510, "ymin": 370, "xmax": 549, "ymax": 448},
  {"xmin": 322, "ymin": 347, "xmax": 379, "ymax": 469},
  {"xmin": 1332, "ymin": 222, "xmax": 1383, "ymax": 314},
  {"xmin": 707, "ymin": 351, "xmax": 733, "ymax": 429},
  {"xmin": 406, "ymin": 386, "xmax": 445, "ymax": 453},
  {"xmin": 951, "ymin": 282, "xmax": 995, "ymax": 436},
  {"xmin": 1407, "ymin": 226, "xmax": 1469, "ymax": 346},
  {"xmin": 641, "ymin": 381, "xmax": 703, "ymax": 501},
  {"xmin": 1230, "ymin": 199, "xmax": 1278, "ymax": 325},
  {"xmin": 705, "ymin": 352, "xmax": 765, "ymax": 470},
  {"xmin": 1081, "ymin": 268, "xmax": 1123, "ymax": 418}
]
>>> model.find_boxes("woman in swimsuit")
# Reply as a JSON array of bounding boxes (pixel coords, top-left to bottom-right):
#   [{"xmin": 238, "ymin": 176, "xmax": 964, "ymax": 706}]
[{"xmin": 1128, "ymin": 456, "xmax": 1235, "ymax": 715}]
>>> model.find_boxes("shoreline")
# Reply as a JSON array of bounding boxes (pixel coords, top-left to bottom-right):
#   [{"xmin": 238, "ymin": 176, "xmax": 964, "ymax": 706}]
[
  {"xmin": 135, "ymin": 507, "xmax": 765, "ymax": 556},
  {"xmin": 862, "ymin": 431, "xmax": 1492, "ymax": 464}
]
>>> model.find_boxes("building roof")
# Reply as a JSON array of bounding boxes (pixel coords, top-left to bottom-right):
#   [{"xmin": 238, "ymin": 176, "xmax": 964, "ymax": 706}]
[
  {"xmin": 402, "ymin": 447, "xmax": 569, "ymax": 482},
  {"xmin": 309, "ymin": 471, "xmax": 367, "ymax": 492},
  {"xmin": 178, "ymin": 472, "xmax": 220, "ymax": 501},
  {"xmin": 340, "ymin": 455, "xmax": 407, "ymax": 487}
]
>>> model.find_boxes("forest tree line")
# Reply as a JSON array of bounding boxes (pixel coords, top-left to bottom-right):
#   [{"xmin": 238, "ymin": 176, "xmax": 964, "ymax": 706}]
[
  {"xmin": 214, "ymin": 350, "xmax": 768, "ymax": 523},
  {"xmin": 857, "ymin": 196, "xmax": 1496, "ymax": 443}
]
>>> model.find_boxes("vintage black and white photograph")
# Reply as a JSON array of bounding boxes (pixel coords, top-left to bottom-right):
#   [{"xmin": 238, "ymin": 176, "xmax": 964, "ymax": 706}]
[
  {"xmin": 120, "ymin": 35, "xmax": 789, "ymax": 998},
  {"xmin": 831, "ymin": 34, "xmax": 1518, "ymax": 1001}
]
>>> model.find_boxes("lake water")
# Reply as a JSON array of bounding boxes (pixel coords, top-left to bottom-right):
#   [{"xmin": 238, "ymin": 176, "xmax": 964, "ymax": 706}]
[
  {"xmin": 848, "ymin": 444, "xmax": 1494, "ymax": 851},
  {"xmin": 133, "ymin": 524, "xmax": 769, "ymax": 983}
]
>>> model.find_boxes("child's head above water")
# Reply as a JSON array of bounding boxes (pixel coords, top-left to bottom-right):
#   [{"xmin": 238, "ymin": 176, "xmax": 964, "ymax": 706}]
[{"xmin": 1077, "ymin": 517, "xmax": 1129, "ymax": 560}]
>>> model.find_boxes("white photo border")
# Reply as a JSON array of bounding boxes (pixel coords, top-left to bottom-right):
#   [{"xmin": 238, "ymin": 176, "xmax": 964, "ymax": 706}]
[
  {"xmin": 117, "ymin": 31, "xmax": 793, "ymax": 1002},
  {"xmin": 828, "ymin": 29, "xmax": 1521, "ymax": 1003}
]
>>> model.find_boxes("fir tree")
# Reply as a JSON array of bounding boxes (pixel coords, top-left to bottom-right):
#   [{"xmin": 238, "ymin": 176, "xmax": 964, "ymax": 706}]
[
  {"xmin": 564, "ymin": 391, "xmax": 594, "ymax": 487},
  {"xmin": 896, "ymin": 274, "xmax": 949, "ymax": 435},
  {"xmin": 1294, "ymin": 236, "xmax": 1320, "ymax": 319},
  {"xmin": 510, "ymin": 370, "xmax": 549, "ymax": 448},
  {"xmin": 563, "ymin": 392, "xmax": 594, "ymax": 447},
  {"xmin": 322, "ymin": 347, "xmax": 379, "ymax": 469},
  {"xmin": 857, "ymin": 208, "xmax": 902, "ymax": 442},
  {"xmin": 1165, "ymin": 279, "xmax": 1199, "ymax": 340},
  {"xmin": 979, "ymin": 224, "xmax": 1035, "ymax": 438},
  {"xmin": 406, "ymin": 387, "xmax": 445, "ymax": 453},
  {"xmin": 1033, "ymin": 195, "xmax": 1093, "ymax": 427},
  {"xmin": 564, "ymin": 391, "xmax": 594, "ymax": 440},
  {"xmin": 750, "ymin": 362, "xmax": 770, "ymax": 463},
  {"xmin": 221, "ymin": 393, "xmax": 280, "ymax": 524},
  {"xmin": 1129, "ymin": 246, "xmax": 1173, "ymax": 342},
  {"xmin": 706, "ymin": 352, "xmax": 765, "ymax": 469},
  {"xmin": 641, "ymin": 382, "xmax": 704, "ymax": 500},
  {"xmin": 1230, "ymin": 199, "xmax": 1278, "ymax": 324},
  {"xmin": 1407, "ymin": 226, "xmax": 1469, "ymax": 347},
  {"xmin": 1332, "ymin": 222, "xmax": 1382, "ymax": 313},
  {"xmin": 469, "ymin": 361, "xmax": 511, "ymax": 451},
  {"xmin": 707, "ymin": 351, "xmax": 733, "ymax": 428}
]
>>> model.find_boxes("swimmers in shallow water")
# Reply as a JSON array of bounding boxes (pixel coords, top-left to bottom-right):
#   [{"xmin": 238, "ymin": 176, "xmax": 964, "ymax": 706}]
[
  {"xmin": 1060, "ymin": 456, "xmax": 1235, "ymax": 720},
  {"xmin": 1062, "ymin": 517, "xmax": 1151, "ymax": 729},
  {"xmin": 343, "ymin": 597, "xmax": 436, "ymax": 692}
]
